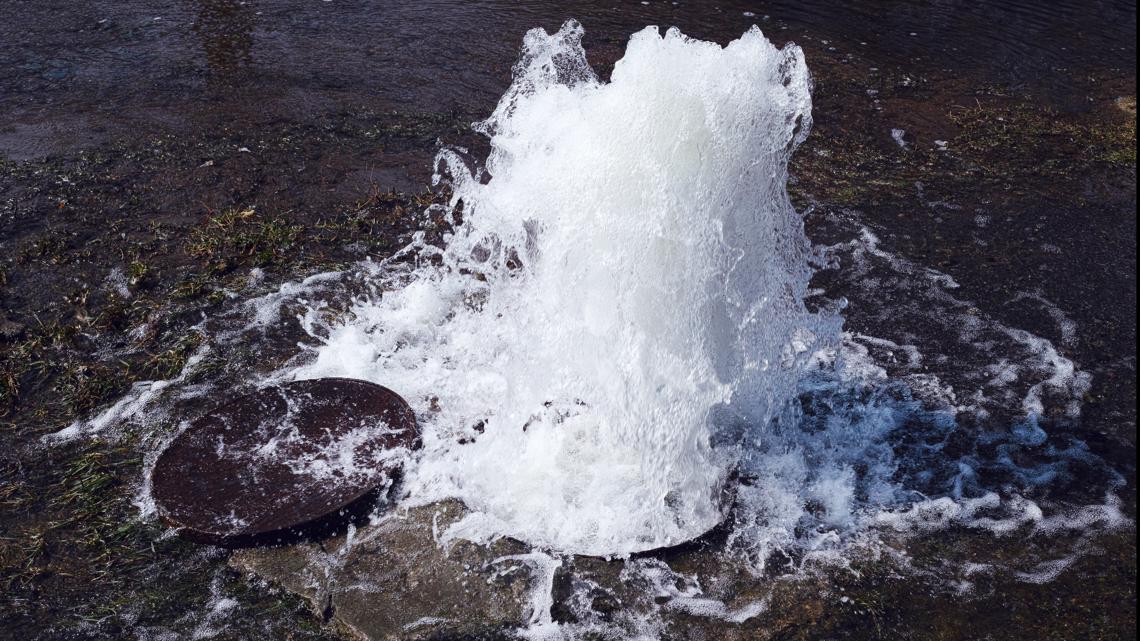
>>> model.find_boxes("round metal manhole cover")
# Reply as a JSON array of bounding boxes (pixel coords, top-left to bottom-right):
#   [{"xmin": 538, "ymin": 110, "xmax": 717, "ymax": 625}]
[{"xmin": 151, "ymin": 378, "xmax": 419, "ymax": 546}]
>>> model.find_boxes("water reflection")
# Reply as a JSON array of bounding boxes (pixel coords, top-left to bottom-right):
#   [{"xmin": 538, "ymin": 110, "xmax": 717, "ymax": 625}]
[
  {"xmin": 0, "ymin": 0, "xmax": 1133, "ymax": 157},
  {"xmin": 193, "ymin": 0, "xmax": 256, "ymax": 77}
]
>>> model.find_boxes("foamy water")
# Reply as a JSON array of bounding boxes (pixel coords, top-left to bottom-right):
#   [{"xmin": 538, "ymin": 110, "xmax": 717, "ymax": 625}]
[
  {"xmin": 52, "ymin": 19, "xmax": 1128, "ymax": 640},
  {"xmin": 293, "ymin": 20, "xmax": 835, "ymax": 556}
]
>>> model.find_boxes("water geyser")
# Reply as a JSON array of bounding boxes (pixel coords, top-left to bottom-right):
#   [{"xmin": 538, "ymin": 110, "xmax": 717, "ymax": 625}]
[{"xmin": 298, "ymin": 20, "xmax": 826, "ymax": 556}]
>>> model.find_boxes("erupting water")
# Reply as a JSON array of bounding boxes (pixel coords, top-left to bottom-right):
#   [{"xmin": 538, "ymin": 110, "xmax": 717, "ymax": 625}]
[
  {"xmin": 51, "ymin": 20, "xmax": 1126, "ymax": 640},
  {"xmin": 296, "ymin": 21, "xmax": 833, "ymax": 556}
]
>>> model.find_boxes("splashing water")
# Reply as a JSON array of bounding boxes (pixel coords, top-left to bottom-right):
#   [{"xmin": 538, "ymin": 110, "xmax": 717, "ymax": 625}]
[
  {"xmin": 295, "ymin": 21, "xmax": 835, "ymax": 556},
  {"xmin": 52, "ymin": 20, "xmax": 1129, "ymax": 639}
]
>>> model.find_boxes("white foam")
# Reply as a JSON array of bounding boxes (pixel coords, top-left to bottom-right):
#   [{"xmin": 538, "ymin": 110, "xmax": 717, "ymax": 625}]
[
  {"xmin": 492, "ymin": 552, "xmax": 562, "ymax": 632},
  {"xmin": 46, "ymin": 346, "xmax": 210, "ymax": 443},
  {"xmin": 891, "ymin": 128, "xmax": 908, "ymax": 148},
  {"xmin": 105, "ymin": 266, "xmax": 132, "ymax": 299},
  {"xmin": 627, "ymin": 558, "xmax": 768, "ymax": 622},
  {"xmin": 190, "ymin": 576, "xmax": 239, "ymax": 640},
  {"xmin": 294, "ymin": 20, "xmax": 830, "ymax": 556}
]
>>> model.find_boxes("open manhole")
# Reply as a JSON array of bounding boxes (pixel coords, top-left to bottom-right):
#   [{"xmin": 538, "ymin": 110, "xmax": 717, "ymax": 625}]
[{"xmin": 151, "ymin": 378, "xmax": 419, "ymax": 546}]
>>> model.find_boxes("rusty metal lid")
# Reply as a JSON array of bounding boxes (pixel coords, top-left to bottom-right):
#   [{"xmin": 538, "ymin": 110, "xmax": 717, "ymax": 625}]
[{"xmin": 151, "ymin": 378, "xmax": 419, "ymax": 546}]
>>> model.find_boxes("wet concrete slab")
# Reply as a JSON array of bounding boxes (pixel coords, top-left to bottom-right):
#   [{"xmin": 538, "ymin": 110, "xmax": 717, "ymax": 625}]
[{"xmin": 230, "ymin": 500, "xmax": 534, "ymax": 641}]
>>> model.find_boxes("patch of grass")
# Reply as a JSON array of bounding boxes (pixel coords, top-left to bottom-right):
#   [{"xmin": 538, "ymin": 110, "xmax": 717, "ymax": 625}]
[
  {"xmin": 17, "ymin": 231, "xmax": 71, "ymax": 265},
  {"xmin": 0, "ymin": 529, "xmax": 47, "ymax": 587},
  {"xmin": 187, "ymin": 206, "xmax": 303, "ymax": 271},
  {"xmin": 1116, "ymin": 96, "xmax": 1137, "ymax": 117},
  {"xmin": 1094, "ymin": 100, "xmax": 1136, "ymax": 165},
  {"xmin": 141, "ymin": 332, "xmax": 204, "ymax": 380},
  {"xmin": 171, "ymin": 272, "xmax": 214, "ymax": 300},
  {"xmin": 0, "ymin": 318, "xmax": 80, "ymax": 418},
  {"xmin": 0, "ymin": 362, "xmax": 24, "ymax": 416},
  {"xmin": 0, "ymin": 446, "xmax": 141, "ymax": 590},
  {"xmin": 128, "ymin": 259, "xmax": 150, "ymax": 288},
  {"xmin": 949, "ymin": 101, "xmax": 1136, "ymax": 172},
  {"xmin": 788, "ymin": 90, "xmax": 1135, "ymax": 213},
  {"xmin": 55, "ymin": 363, "xmax": 130, "ymax": 415},
  {"xmin": 353, "ymin": 109, "xmax": 471, "ymax": 143},
  {"xmin": 0, "ymin": 438, "xmax": 343, "ymax": 638}
]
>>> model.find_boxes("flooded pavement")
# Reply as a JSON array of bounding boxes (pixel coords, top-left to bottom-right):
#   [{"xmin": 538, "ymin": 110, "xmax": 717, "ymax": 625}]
[
  {"xmin": 1, "ymin": 1, "xmax": 1134, "ymax": 160},
  {"xmin": 1, "ymin": 2, "xmax": 1136, "ymax": 640}
]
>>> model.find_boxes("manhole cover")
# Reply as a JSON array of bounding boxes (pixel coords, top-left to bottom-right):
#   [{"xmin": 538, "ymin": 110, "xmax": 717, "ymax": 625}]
[{"xmin": 151, "ymin": 378, "xmax": 419, "ymax": 546}]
